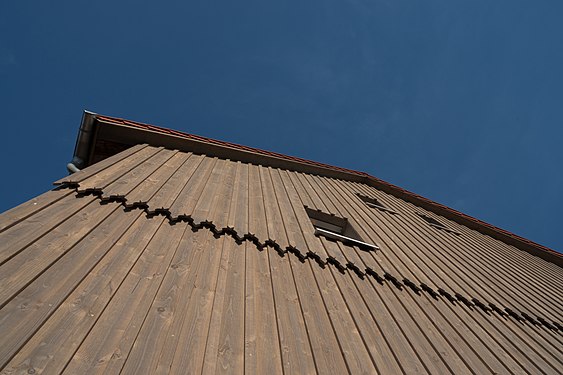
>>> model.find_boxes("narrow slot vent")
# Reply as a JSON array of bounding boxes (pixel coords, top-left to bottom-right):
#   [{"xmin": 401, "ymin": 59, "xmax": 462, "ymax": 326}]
[{"xmin": 356, "ymin": 193, "xmax": 397, "ymax": 213}]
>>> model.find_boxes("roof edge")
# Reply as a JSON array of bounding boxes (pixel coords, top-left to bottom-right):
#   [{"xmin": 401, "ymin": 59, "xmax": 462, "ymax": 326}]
[
  {"xmin": 72, "ymin": 111, "xmax": 561, "ymax": 266},
  {"xmin": 365, "ymin": 176, "xmax": 561, "ymax": 265}
]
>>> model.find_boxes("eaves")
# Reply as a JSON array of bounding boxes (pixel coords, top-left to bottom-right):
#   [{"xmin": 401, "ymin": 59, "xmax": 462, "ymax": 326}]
[{"xmin": 67, "ymin": 110, "xmax": 561, "ymax": 266}]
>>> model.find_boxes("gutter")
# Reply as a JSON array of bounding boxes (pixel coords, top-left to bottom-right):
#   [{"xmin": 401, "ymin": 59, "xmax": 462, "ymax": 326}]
[{"xmin": 66, "ymin": 110, "xmax": 98, "ymax": 173}]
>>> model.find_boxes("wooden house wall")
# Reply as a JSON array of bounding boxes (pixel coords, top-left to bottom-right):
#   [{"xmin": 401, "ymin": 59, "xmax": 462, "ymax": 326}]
[{"xmin": 1, "ymin": 144, "xmax": 561, "ymax": 374}]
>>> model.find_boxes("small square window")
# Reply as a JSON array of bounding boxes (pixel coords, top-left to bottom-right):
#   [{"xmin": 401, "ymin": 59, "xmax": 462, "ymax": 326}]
[
  {"xmin": 417, "ymin": 213, "xmax": 460, "ymax": 235},
  {"xmin": 305, "ymin": 207, "xmax": 379, "ymax": 251},
  {"xmin": 356, "ymin": 193, "xmax": 397, "ymax": 213}
]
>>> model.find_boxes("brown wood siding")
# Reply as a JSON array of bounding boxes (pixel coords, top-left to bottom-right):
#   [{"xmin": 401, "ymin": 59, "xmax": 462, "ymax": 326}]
[{"xmin": 1, "ymin": 145, "xmax": 561, "ymax": 374}]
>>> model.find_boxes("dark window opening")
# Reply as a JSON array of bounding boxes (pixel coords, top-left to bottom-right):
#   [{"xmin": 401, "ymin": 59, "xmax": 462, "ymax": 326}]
[
  {"xmin": 417, "ymin": 213, "xmax": 460, "ymax": 235},
  {"xmin": 356, "ymin": 193, "xmax": 397, "ymax": 213},
  {"xmin": 305, "ymin": 207, "xmax": 378, "ymax": 251}
]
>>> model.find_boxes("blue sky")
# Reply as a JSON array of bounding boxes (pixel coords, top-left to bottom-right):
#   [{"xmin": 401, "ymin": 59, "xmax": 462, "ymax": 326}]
[{"xmin": 1, "ymin": 1, "xmax": 562, "ymax": 251}]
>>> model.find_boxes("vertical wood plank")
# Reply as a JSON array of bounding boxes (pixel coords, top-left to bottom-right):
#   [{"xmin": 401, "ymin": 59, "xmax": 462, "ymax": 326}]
[
  {"xmin": 76, "ymin": 146, "xmax": 161, "ymax": 192},
  {"xmin": 0, "ymin": 188, "xmax": 74, "ymax": 234},
  {"xmin": 4, "ymin": 213, "xmax": 163, "ymax": 374},
  {"xmin": 0, "ymin": 203, "xmax": 135, "ymax": 369},
  {"xmin": 270, "ymin": 167, "xmax": 350, "ymax": 374},
  {"xmin": 0, "ymin": 194, "xmax": 97, "ymax": 266},
  {"xmin": 244, "ymin": 241, "xmax": 284, "ymax": 375},
  {"xmin": 145, "ymin": 153, "xmax": 205, "ymax": 210},
  {"xmin": 202, "ymin": 239, "xmax": 246, "ymax": 375},
  {"xmin": 167, "ymin": 156, "xmax": 218, "ymax": 219},
  {"xmin": 0, "ymin": 200, "xmax": 118, "ymax": 309},
  {"xmin": 124, "ymin": 151, "xmax": 193, "ymax": 206},
  {"xmin": 65, "ymin": 221, "xmax": 191, "ymax": 374},
  {"xmin": 101, "ymin": 148, "xmax": 177, "ymax": 198},
  {"xmin": 53, "ymin": 143, "xmax": 148, "ymax": 185}
]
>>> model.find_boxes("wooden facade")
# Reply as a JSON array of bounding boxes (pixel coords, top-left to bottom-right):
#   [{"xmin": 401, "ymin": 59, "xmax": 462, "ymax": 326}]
[{"xmin": 0, "ymin": 115, "xmax": 561, "ymax": 374}]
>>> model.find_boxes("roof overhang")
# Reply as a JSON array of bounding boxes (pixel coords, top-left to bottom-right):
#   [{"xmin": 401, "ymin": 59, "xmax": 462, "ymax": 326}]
[{"xmin": 68, "ymin": 110, "xmax": 561, "ymax": 266}]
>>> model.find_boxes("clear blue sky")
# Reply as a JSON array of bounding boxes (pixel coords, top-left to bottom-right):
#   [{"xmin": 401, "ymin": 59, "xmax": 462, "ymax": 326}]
[{"xmin": 1, "ymin": 1, "xmax": 562, "ymax": 252}]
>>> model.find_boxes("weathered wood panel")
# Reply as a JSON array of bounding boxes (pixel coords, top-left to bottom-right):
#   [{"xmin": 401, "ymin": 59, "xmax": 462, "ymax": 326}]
[{"xmin": 1, "ymin": 146, "xmax": 561, "ymax": 375}]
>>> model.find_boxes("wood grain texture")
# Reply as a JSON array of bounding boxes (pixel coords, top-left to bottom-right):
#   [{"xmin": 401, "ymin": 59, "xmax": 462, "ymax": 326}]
[
  {"xmin": 167, "ymin": 156, "xmax": 218, "ymax": 219},
  {"xmin": 267, "ymin": 249, "xmax": 317, "ymax": 375},
  {"xmin": 53, "ymin": 143, "xmax": 148, "ymax": 185},
  {"xmin": 0, "ymin": 188, "xmax": 74, "ymax": 233},
  {"xmin": 269, "ymin": 167, "xmax": 350, "ymax": 374},
  {"xmin": 244, "ymin": 242, "xmax": 284, "ymax": 375},
  {"xmin": 101, "ymin": 148, "xmax": 177, "ymax": 199},
  {"xmin": 0, "ymin": 200, "xmax": 118, "ymax": 309},
  {"xmin": 3, "ymin": 213, "xmax": 162, "ymax": 374},
  {"xmin": 1, "ymin": 147, "xmax": 561, "ymax": 375},
  {"xmin": 0, "ymin": 193, "xmax": 97, "ymax": 266},
  {"xmin": 76, "ymin": 145, "xmax": 160, "ymax": 191},
  {"xmin": 228, "ymin": 161, "xmax": 249, "ymax": 236},
  {"xmin": 0, "ymin": 203, "xmax": 136, "ymax": 369},
  {"xmin": 145, "ymin": 152, "xmax": 205, "ymax": 210},
  {"xmin": 202, "ymin": 239, "xmax": 246, "ymax": 375},
  {"xmin": 124, "ymin": 151, "xmax": 192, "ymax": 206},
  {"xmin": 63, "ymin": 220, "xmax": 190, "ymax": 375}
]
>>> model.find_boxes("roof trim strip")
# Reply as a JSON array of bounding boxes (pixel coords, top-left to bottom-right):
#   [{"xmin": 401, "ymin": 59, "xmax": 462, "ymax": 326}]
[{"xmin": 69, "ymin": 111, "xmax": 561, "ymax": 265}]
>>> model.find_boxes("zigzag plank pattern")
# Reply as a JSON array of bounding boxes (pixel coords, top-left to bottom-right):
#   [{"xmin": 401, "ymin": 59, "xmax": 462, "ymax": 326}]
[{"xmin": 1, "ymin": 144, "xmax": 561, "ymax": 374}]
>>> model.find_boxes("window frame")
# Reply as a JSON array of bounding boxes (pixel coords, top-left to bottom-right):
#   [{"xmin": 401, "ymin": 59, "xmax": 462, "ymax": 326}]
[{"xmin": 305, "ymin": 206, "xmax": 379, "ymax": 251}]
